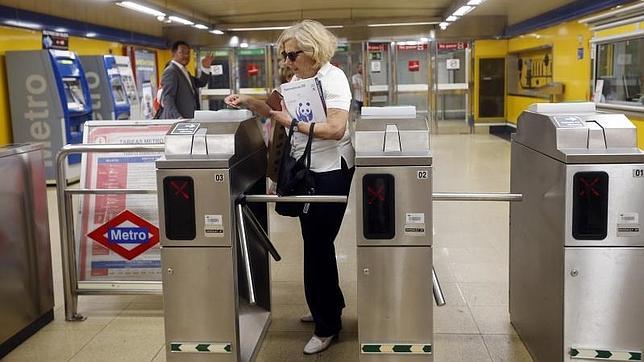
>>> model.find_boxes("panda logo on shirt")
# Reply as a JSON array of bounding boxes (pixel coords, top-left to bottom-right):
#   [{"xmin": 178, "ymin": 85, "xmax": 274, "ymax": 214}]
[{"xmin": 296, "ymin": 102, "xmax": 314, "ymax": 122}]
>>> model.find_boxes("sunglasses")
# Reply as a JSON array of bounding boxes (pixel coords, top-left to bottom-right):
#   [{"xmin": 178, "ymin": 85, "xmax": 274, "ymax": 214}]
[{"xmin": 281, "ymin": 50, "xmax": 304, "ymax": 62}]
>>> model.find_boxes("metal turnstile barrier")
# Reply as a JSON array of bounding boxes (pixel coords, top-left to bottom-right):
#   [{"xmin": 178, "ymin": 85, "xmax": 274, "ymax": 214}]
[
  {"xmin": 510, "ymin": 102, "xmax": 644, "ymax": 362},
  {"xmin": 354, "ymin": 116, "xmax": 435, "ymax": 360}
]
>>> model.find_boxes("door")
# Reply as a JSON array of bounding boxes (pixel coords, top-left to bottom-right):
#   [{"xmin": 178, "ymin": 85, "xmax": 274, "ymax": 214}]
[
  {"xmin": 365, "ymin": 42, "xmax": 393, "ymax": 106},
  {"xmin": 433, "ymin": 42, "xmax": 471, "ymax": 126},
  {"xmin": 395, "ymin": 43, "xmax": 430, "ymax": 115},
  {"xmin": 479, "ymin": 58, "xmax": 505, "ymax": 119}
]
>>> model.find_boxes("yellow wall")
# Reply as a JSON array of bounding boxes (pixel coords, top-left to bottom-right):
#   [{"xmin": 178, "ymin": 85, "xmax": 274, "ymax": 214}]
[
  {"xmin": 68, "ymin": 37, "xmax": 123, "ymax": 56},
  {"xmin": 505, "ymin": 21, "xmax": 593, "ymax": 124},
  {"xmin": 473, "ymin": 39, "xmax": 508, "ymax": 122},
  {"xmin": 0, "ymin": 26, "xmax": 168, "ymax": 144}
]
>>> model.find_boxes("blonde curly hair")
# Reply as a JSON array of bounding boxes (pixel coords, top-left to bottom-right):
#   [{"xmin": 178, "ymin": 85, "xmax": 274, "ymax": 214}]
[{"xmin": 276, "ymin": 20, "xmax": 337, "ymax": 68}]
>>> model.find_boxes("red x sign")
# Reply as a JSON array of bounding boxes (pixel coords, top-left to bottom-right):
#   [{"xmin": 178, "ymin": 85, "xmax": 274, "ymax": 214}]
[
  {"xmin": 367, "ymin": 185, "xmax": 385, "ymax": 205},
  {"xmin": 170, "ymin": 180, "xmax": 189, "ymax": 200},
  {"xmin": 579, "ymin": 177, "xmax": 600, "ymax": 197}
]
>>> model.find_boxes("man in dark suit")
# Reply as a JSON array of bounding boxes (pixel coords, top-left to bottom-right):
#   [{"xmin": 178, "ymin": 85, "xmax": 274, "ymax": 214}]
[{"xmin": 160, "ymin": 40, "xmax": 214, "ymax": 119}]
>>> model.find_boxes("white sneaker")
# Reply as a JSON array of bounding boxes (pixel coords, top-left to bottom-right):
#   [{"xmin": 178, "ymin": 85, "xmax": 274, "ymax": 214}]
[
  {"xmin": 300, "ymin": 314, "xmax": 314, "ymax": 323},
  {"xmin": 303, "ymin": 334, "xmax": 334, "ymax": 354}
]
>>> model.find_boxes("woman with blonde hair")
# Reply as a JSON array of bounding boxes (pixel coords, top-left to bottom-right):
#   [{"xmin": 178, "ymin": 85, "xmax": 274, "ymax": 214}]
[{"xmin": 225, "ymin": 19, "xmax": 353, "ymax": 354}]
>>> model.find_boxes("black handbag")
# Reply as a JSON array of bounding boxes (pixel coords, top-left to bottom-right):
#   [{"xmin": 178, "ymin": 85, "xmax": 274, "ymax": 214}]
[{"xmin": 275, "ymin": 121, "xmax": 316, "ymax": 217}]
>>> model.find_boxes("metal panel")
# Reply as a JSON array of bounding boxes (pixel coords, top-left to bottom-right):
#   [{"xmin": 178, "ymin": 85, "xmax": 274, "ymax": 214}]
[
  {"xmin": 357, "ymin": 246, "xmax": 433, "ymax": 361},
  {"xmin": 162, "ymin": 247, "xmax": 238, "ymax": 362},
  {"xmin": 157, "ymin": 169, "xmax": 233, "ymax": 248},
  {"xmin": 0, "ymin": 145, "xmax": 54, "ymax": 351},
  {"xmin": 510, "ymin": 141, "xmax": 566, "ymax": 362},
  {"xmin": 564, "ymin": 164, "xmax": 644, "ymax": 247},
  {"xmin": 356, "ymin": 166, "xmax": 432, "ymax": 247},
  {"xmin": 564, "ymin": 248, "xmax": 644, "ymax": 361}
]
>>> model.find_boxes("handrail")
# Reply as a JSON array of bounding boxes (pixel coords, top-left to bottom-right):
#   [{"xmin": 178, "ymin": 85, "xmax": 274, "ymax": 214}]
[
  {"xmin": 56, "ymin": 143, "xmax": 165, "ymax": 321},
  {"xmin": 433, "ymin": 192, "xmax": 522, "ymax": 202}
]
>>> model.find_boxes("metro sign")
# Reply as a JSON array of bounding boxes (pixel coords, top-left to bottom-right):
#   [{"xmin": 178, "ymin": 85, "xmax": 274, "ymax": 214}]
[{"xmin": 87, "ymin": 210, "xmax": 159, "ymax": 260}]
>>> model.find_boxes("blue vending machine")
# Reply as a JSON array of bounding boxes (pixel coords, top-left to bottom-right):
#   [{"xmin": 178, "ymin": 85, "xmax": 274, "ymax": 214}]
[
  {"xmin": 5, "ymin": 50, "xmax": 92, "ymax": 182},
  {"xmin": 80, "ymin": 55, "xmax": 131, "ymax": 120}
]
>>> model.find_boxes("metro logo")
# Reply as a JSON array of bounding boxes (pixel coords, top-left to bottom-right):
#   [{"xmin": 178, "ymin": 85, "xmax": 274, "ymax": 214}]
[
  {"xmin": 108, "ymin": 227, "xmax": 149, "ymax": 244},
  {"xmin": 88, "ymin": 210, "xmax": 159, "ymax": 260}
]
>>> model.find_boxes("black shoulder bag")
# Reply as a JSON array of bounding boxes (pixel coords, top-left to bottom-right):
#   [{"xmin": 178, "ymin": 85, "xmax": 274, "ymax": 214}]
[{"xmin": 275, "ymin": 121, "xmax": 316, "ymax": 217}]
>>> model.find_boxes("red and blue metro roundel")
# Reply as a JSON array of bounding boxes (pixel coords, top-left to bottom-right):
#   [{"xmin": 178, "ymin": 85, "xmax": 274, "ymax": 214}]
[{"xmin": 87, "ymin": 210, "xmax": 159, "ymax": 260}]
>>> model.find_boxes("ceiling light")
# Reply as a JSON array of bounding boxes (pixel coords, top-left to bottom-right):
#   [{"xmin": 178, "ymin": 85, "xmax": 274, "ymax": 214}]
[
  {"xmin": 368, "ymin": 21, "xmax": 439, "ymax": 27},
  {"xmin": 240, "ymin": 42, "xmax": 249, "ymax": 48},
  {"xmin": 229, "ymin": 36, "xmax": 239, "ymax": 47},
  {"xmin": 326, "ymin": 25, "xmax": 344, "ymax": 29},
  {"xmin": 210, "ymin": 29, "xmax": 224, "ymax": 35},
  {"xmin": 467, "ymin": 0, "xmax": 485, "ymax": 5},
  {"xmin": 54, "ymin": 27, "xmax": 67, "ymax": 32},
  {"xmin": 194, "ymin": 24, "xmax": 208, "ymax": 30},
  {"xmin": 4, "ymin": 20, "xmax": 42, "ymax": 29},
  {"xmin": 439, "ymin": 22, "xmax": 449, "ymax": 30},
  {"xmin": 116, "ymin": 1, "xmax": 165, "ymax": 17},
  {"xmin": 168, "ymin": 16, "xmax": 194, "ymax": 25},
  {"xmin": 229, "ymin": 26, "xmax": 290, "ymax": 31},
  {"xmin": 446, "ymin": 15, "xmax": 458, "ymax": 22},
  {"xmin": 86, "ymin": 32, "xmax": 97, "ymax": 37},
  {"xmin": 452, "ymin": 5, "xmax": 474, "ymax": 17}
]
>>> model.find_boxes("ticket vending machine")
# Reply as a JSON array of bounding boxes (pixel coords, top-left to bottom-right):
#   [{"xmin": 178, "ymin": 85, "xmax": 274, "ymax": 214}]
[
  {"xmin": 80, "ymin": 55, "xmax": 131, "ymax": 120},
  {"xmin": 354, "ymin": 115, "xmax": 434, "ymax": 360},
  {"xmin": 5, "ymin": 49, "xmax": 92, "ymax": 182},
  {"xmin": 114, "ymin": 55, "xmax": 142, "ymax": 119}
]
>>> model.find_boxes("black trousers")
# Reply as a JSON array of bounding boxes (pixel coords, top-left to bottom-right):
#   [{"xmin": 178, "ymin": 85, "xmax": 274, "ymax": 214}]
[{"xmin": 299, "ymin": 159, "xmax": 354, "ymax": 337}]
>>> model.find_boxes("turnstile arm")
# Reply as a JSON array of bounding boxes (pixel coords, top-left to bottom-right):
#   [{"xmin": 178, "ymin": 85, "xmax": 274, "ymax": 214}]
[
  {"xmin": 241, "ymin": 204, "xmax": 282, "ymax": 261},
  {"xmin": 235, "ymin": 204, "xmax": 256, "ymax": 305},
  {"xmin": 432, "ymin": 268, "xmax": 446, "ymax": 306}
]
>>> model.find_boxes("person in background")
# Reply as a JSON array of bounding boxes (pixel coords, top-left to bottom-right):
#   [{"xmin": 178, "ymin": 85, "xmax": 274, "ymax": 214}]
[
  {"xmin": 224, "ymin": 19, "xmax": 354, "ymax": 355},
  {"xmin": 351, "ymin": 62, "xmax": 364, "ymax": 114},
  {"xmin": 160, "ymin": 40, "xmax": 214, "ymax": 119}
]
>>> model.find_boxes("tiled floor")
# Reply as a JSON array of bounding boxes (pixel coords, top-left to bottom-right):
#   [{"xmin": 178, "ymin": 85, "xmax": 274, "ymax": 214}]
[{"xmin": 4, "ymin": 132, "xmax": 533, "ymax": 361}]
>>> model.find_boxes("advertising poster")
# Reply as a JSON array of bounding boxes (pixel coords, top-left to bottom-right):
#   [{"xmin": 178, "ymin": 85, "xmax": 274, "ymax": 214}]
[{"xmin": 77, "ymin": 122, "xmax": 173, "ymax": 281}]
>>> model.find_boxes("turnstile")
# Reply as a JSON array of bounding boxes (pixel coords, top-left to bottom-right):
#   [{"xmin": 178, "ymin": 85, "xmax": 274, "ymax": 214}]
[
  {"xmin": 354, "ymin": 116, "xmax": 434, "ymax": 360},
  {"xmin": 510, "ymin": 103, "xmax": 644, "ymax": 362},
  {"xmin": 156, "ymin": 110, "xmax": 278, "ymax": 361}
]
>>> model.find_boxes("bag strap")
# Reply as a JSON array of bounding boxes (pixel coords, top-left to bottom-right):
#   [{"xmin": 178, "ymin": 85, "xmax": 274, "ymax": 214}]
[{"xmin": 303, "ymin": 122, "xmax": 315, "ymax": 169}]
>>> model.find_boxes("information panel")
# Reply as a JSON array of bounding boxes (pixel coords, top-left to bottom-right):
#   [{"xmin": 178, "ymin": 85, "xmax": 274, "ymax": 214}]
[{"xmin": 77, "ymin": 121, "xmax": 174, "ymax": 281}]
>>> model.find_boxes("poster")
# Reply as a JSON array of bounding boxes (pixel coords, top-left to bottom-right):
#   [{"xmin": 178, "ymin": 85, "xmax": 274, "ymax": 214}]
[{"xmin": 78, "ymin": 122, "xmax": 173, "ymax": 281}]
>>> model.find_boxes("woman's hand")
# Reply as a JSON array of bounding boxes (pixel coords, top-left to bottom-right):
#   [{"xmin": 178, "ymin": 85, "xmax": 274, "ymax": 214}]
[
  {"xmin": 269, "ymin": 109, "xmax": 293, "ymax": 128},
  {"xmin": 224, "ymin": 94, "xmax": 250, "ymax": 109}
]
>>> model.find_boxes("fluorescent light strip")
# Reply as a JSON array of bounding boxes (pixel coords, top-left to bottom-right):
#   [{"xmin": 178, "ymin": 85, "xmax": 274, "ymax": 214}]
[
  {"xmin": 368, "ymin": 21, "xmax": 438, "ymax": 27},
  {"xmin": 116, "ymin": 1, "xmax": 165, "ymax": 17},
  {"xmin": 446, "ymin": 15, "xmax": 458, "ymax": 22},
  {"xmin": 229, "ymin": 24, "xmax": 342, "ymax": 31},
  {"xmin": 168, "ymin": 15, "xmax": 194, "ymax": 25},
  {"xmin": 452, "ymin": 5, "xmax": 474, "ymax": 16},
  {"xmin": 439, "ymin": 22, "xmax": 450, "ymax": 29},
  {"xmin": 210, "ymin": 29, "xmax": 224, "ymax": 35},
  {"xmin": 4, "ymin": 20, "xmax": 42, "ymax": 29},
  {"xmin": 467, "ymin": 0, "xmax": 485, "ymax": 5},
  {"xmin": 194, "ymin": 24, "xmax": 208, "ymax": 30},
  {"xmin": 229, "ymin": 26, "xmax": 289, "ymax": 31}
]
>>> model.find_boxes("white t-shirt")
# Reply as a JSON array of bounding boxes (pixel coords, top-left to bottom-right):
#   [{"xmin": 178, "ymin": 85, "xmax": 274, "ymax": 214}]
[
  {"xmin": 351, "ymin": 73, "xmax": 364, "ymax": 102},
  {"xmin": 290, "ymin": 62, "xmax": 354, "ymax": 172}
]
